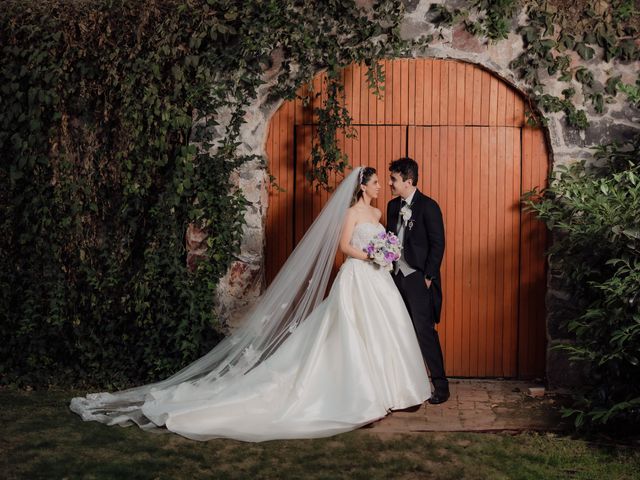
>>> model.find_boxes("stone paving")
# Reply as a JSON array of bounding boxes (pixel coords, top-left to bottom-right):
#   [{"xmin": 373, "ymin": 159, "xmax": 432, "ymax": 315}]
[{"xmin": 363, "ymin": 379, "xmax": 568, "ymax": 434}]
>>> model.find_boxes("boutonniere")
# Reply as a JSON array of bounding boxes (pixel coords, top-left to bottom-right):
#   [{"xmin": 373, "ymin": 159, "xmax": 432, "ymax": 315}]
[
  {"xmin": 408, "ymin": 220, "xmax": 415, "ymax": 231},
  {"xmin": 399, "ymin": 203, "xmax": 413, "ymax": 225}
]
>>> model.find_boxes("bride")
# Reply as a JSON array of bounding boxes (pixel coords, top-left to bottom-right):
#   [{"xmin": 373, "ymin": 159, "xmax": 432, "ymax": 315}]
[{"xmin": 70, "ymin": 166, "xmax": 431, "ymax": 442}]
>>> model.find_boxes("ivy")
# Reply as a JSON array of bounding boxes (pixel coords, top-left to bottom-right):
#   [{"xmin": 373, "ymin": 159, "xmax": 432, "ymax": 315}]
[
  {"xmin": 606, "ymin": 74, "xmax": 640, "ymax": 108},
  {"xmin": 305, "ymin": 68, "xmax": 358, "ymax": 191},
  {"xmin": 430, "ymin": 0, "xmax": 640, "ymax": 129},
  {"xmin": 467, "ymin": 0, "xmax": 520, "ymax": 41},
  {"xmin": 429, "ymin": 0, "xmax": 519, "ymax": 41},
  {"xmin": 575, "ymin": 67, "xmax": 594, "ymax": 88},
  {"xmin": 531, "ymin": 91, "xmax": 589, "ymax": 129},
  {"xmin": 618, "ymin": 78, "xmax": 640, "ymax": 107},
  {"xmin": 0, "ymin": 0, "xmax": 413, "ymax": 389},
  {"xmin": 298, "ymin": 4, "xmax": 428, "ymax": 190}
]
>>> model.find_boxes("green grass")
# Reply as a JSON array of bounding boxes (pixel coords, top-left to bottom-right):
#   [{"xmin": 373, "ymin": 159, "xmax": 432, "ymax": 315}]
[{"xmin": 1, "ymin": 388, "xmax": 639, "ymax": 479}]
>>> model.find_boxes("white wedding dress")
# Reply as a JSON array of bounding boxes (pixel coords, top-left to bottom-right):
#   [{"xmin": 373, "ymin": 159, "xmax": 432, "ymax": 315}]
[
  {"xmin": 70, "ymin": 169, "xmax": 430, "ymax": 442},
  {"xmin": 141, "ymin": 223, "xmax": 429, "ymax": 441}
]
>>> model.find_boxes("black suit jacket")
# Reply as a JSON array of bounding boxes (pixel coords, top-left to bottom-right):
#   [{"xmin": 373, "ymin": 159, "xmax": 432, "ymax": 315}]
[{"xmin": 386, "ymin": 190, "xmax": 446, "ymax": 323}]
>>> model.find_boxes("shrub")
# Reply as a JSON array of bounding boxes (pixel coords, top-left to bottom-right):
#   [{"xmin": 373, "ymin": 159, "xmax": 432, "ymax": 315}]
[{"xmin": 525, "ymin": 135, "xmax": 640, "ymax": 429}]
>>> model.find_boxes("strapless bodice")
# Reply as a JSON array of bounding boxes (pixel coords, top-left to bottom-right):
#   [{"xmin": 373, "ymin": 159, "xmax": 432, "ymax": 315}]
[{"xmin": 350, "ymin": 222, "xmax": 385, "ymax": 250}]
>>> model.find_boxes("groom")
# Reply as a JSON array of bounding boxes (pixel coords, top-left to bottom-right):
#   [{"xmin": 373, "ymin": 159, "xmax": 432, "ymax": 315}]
[{"xmin": 387, "ymin": 157, "xmax": 449, "ymax": 404}]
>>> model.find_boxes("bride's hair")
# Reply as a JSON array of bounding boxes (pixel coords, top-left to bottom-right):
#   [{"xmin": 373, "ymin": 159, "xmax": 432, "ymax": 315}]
[{"xmin": 351, "ymin": 166, "xmax": 376, "ymax": 206}]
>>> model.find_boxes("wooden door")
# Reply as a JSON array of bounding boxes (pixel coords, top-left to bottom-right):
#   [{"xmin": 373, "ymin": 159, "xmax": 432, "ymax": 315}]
[
  {"xmin": 265, "ymin": 59, "xmax": 548, "ymax": 378},
  {"xmin": 407, "ymin": 126, "xmax": 521, "ymax": 377}
]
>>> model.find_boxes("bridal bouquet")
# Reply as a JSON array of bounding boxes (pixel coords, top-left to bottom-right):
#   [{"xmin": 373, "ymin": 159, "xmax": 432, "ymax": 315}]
[{"xmin": 364, "ymin": 231, "xmax": 401, "ymax": 271}]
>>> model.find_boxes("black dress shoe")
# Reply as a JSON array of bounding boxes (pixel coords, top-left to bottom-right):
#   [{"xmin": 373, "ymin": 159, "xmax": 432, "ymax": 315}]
[{"xmin": 427, "ymin": 390, "xmax": 450, "ymax": 405}]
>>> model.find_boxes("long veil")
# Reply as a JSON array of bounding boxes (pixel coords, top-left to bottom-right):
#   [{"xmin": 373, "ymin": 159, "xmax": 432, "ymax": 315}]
[{"xmin": 70, "ymin": 167, "xmax": 363, "ymax": 430}]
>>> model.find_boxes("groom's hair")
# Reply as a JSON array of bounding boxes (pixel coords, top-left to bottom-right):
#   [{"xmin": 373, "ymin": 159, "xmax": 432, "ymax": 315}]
[{"xmin": 389, "ymin": 157, "xmax": 418, "ymax": 186}]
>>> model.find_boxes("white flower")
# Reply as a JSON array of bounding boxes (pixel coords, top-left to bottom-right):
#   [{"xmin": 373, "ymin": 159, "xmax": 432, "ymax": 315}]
[{"xmin": 400, "ymin": 205, "xmax": 412, "ymax": 224}]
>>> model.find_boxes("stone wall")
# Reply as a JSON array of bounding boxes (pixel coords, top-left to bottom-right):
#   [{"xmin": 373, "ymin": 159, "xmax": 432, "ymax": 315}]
[
  {"xmin": 205, "ymin": 52, "xmax": 288, "ymax": 332},
  {"xmin": 207, "ymin": 1, "xmax": 640, "ymax": 385}
]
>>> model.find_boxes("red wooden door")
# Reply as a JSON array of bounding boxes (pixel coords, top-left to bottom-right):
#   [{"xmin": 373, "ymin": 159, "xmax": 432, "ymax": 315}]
[{"xmin": 265, "ymin": 59, "xmax": 548, "ymax": 378}]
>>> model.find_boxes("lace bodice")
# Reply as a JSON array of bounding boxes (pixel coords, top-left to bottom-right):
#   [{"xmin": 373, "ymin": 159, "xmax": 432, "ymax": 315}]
[{"xmin": 350, "ymin": 222, "xmax": 385, "ymax": 250}]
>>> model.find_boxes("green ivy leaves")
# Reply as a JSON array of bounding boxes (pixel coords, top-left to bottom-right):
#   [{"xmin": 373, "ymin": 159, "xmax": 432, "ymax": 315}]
[
  {"xmin": 576, "ymin": 42, "xmax": 596, "ymax": 60},
  {"xmin": 431, "ymin": 0, "xmax": 640, "ymax": 130},
  {"xmin": 0, "ymin": 0, "xmax": 412, "ymax": 389}
]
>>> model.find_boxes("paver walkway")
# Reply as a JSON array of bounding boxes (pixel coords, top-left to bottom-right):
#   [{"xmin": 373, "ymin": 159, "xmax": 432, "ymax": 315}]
[{"xmin": 364, "ymin": 379, "xmax": 567, "ymax": 434}]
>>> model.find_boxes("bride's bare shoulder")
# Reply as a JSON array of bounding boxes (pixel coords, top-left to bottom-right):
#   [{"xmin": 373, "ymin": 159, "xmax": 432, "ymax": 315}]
[
  {"xmin": 346, "ymin": 205, "xmax": 359, "ymax": 216},
  {"xmin": 344, "ymin": 207, "xmax": 359, "ymax": 222}
]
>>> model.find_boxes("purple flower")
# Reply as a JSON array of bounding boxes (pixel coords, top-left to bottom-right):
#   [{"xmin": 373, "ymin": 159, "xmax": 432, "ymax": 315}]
[
  {"xmin": 366, "ymin": 244, "xmax": 375, "ymax": 254},
  {"xmin": 384, "ymin": 250, "xmax": 396, "ymax": 262},
  {"xmin": 387, "ymin": 235, "xmax": 398, "ymax": 245},
  {"xmin": 377, "ymin": 231, "xmax": 386, "ymax": 239}
]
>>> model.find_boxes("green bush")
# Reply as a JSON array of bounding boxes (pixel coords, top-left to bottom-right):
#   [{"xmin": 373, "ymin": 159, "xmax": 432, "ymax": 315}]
[
  {"xmin": 0, "ymin": 0, "xmax": 412, "ymax": 389},
  {"xmin": 525, "ymin": 135, "xmax": 640, "ymax": 429}
]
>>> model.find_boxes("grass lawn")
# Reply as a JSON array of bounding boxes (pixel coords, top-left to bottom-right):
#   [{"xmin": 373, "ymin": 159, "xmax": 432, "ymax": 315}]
[{"xmin": 1, "ymin": 388, "xmax": 639, "ymax": 480}]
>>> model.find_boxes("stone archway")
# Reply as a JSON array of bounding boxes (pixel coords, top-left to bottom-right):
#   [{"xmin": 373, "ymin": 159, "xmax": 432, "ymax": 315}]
[
  {"xmin": 264, "ymin": 59, "xmax": 549, "ymax": 379},
  {"xmin": 212, "ymin": 3, "xmax": 638, "ymax": 387}
]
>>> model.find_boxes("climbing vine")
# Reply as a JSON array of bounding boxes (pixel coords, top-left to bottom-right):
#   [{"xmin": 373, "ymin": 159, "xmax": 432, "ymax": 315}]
[
  {"xmin": 301, "ymin": 11, "xmax": 429, "ymax": 190},
  {"xmin": 304, "ymin": 69, "xmax": 358, "ymax": 191},
  {"xmin": 0, "ymin": 0, "xmax": 417, "ymax": 388},
  {"xmin": 429, "ymin": 0, "xmax": 640, "ymax": 127}
]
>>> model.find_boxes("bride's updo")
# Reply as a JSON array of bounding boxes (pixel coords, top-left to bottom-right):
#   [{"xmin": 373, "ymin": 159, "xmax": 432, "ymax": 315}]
[{"xmin": 351, "ymin": 166, "xmax": 376, "ymax": 206}]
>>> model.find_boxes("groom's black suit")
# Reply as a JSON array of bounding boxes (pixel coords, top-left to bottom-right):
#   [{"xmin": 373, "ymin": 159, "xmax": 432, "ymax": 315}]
[{"xmin": 387, "ymin": 189, "xmax": 449, "ymax": 395}]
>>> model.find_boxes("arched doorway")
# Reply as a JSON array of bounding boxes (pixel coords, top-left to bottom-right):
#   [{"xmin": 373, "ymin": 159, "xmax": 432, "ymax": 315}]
[{"xmin": 265, "ymin": 59, "xmax": 548, "ymax": 379}]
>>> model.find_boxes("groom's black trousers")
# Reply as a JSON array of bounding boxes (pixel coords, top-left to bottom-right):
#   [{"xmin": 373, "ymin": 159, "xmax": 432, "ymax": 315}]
[{"xmin": 392, "ymin": 270, "xmax": 449, "ymax": 394}]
